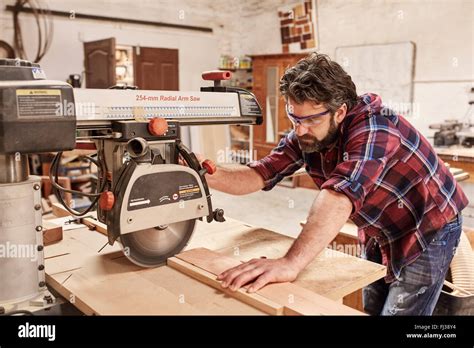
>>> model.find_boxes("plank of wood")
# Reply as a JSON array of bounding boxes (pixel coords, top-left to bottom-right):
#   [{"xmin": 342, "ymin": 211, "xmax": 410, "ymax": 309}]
[
  {"xmin": 41, "ymin": 197, "xmax": 52, "ymax": 214},
  {"xmin": 453, "ymin": 172, "xmax": 470, "ymax": 182},
  {"xmin": 343, "ymin": 289, "xmax": 364, "ymax": 312},
  {"xmin": 171, "ymin": 248, "xmax": 364, "ymax": 315},
  {"xmin": 52, "ymin": 203, "xmax": 107, "ymax": 235},
  {"xmin": 168, "ymin": 258, "xmax": 284, "ymax": 315},
  {"xmin": 42, "ymin": 220, "xmax": 63, "ymax": 245},
  {"xmin": 436, "ymin": 146, "xmax": 474, "ymax": 161},
  {"xmin": 51, "ymin": 203, "xmax": 71, "ymax": 218}
]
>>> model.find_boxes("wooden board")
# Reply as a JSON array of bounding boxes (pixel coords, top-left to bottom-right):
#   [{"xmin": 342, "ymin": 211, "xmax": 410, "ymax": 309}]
[
  {"xmin": 44, "ymin": 227, "xmax": 265, "ymax": 315},
  {"xmin": 168, "ymin": 257, "xmax": 284, "ymax": 315},
  {"xmin": 51, "ymin": 203, "xmax": 107, "ymax": 235},
  {"xmin": 435, "ymin": 146, "xmax": 474, "ymax": 162},
  {"xmin": 436, "ymin": 147, "xmax": 474, "ymax": 183},
  {"xmin": 42, "ymin": 220, "xmax": 63, "ymax": 245},
  {"xmin": 44, "ymin": 214, "xmax": 386, "ymax": 315},
  {"xmin": 169, "ymin": 248, "xmax": 364, "ymax": 315}
]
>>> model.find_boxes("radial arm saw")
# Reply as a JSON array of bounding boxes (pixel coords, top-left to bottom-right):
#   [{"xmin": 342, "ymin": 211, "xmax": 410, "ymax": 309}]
[{"xmin": 0, "ymin": 59, "xmax": 262, "ymax": 310}]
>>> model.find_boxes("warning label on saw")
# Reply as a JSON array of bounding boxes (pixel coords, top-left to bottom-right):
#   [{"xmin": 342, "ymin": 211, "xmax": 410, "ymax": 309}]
[
  {"xmin": 178, "ymin": 184, "xmax": 201, "ymax": 199},
  {"xmin": 16, "ymin": 89, "xmax": 62, "ymax": 118}
]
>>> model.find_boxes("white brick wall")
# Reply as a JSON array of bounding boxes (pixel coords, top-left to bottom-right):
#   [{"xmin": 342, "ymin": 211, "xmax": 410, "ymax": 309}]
[{"xmin": 1, "ymin": 0, "xmax": 472, "ymax": 138}]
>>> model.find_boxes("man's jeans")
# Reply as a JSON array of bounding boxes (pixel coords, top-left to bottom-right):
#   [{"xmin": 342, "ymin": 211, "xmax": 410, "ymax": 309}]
[{"xmin": 362, "ymin": 215, "xmax": 463, "ymax": 315}]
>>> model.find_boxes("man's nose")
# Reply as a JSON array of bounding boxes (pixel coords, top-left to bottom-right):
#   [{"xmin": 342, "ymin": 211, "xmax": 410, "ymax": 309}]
[{"xmin": 295, "ymin": 123, "xmax": 308, "ymax": 136}]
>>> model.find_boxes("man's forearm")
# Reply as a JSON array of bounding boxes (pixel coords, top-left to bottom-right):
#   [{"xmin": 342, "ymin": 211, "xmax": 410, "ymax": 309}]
[
  {"xmin": 284, "ymin": 189, "xmax": 353, "ymax": 271},
  {"xmin": 205, "ymin": 165, "xmax": 264, "ymax": 195}
]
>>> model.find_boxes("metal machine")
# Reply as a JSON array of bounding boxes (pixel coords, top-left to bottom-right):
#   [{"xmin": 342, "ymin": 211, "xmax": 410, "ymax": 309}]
[
  {"xmin": 0, "ymin": 59, "xmax": 262, "ymax": 310},
  {"xmin": 430, "ymin": 91, "xmax": 474, "ymax": 147}
]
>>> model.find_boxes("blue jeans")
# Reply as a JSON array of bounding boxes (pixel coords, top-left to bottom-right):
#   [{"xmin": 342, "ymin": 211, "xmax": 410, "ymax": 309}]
[{"xmin": 362, "ymin": 215, "xmax": 463, "ymax": 316}]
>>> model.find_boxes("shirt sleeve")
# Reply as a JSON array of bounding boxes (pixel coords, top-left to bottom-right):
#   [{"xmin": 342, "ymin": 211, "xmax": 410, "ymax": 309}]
[
  {"xmin": 321, "ymin": 114, "xmax": 401, "ymax": 214},
  {"xmin": 247, "ymin": 131, "xmax": 303, "ymax": 191}
]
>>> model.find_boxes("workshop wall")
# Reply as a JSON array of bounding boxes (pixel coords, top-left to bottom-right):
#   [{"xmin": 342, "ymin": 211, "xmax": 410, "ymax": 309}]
[
  {"xmin": 1, "ymin": 0, "xmax": 472, "ymax": 146},
  {"xmin": 0, "ymin": 0, "xmax": 238, "ymax": 158},
  {"xmin": 0, "ymin": 0, "xmax": 226, "ymax": 89},
  {"xmin": 233, "ymin": 0, "xmax": 473, "ymax": 138}
]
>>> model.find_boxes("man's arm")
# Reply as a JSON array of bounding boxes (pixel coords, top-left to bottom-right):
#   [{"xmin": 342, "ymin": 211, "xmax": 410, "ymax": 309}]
[
  {"xmin": 217, "ymin": 188, "xmax": 353, "ymax": 292},
  {"xmin": 194, "ymin": 130, "xmax": 302, "ymax": 195},
  {"xmin": 283, "ymin": 189, "xmax": 353, "ymax": 271},
  {"xmin": 205, "ymin": 165, "xmax": 265, "ymax": 195}
]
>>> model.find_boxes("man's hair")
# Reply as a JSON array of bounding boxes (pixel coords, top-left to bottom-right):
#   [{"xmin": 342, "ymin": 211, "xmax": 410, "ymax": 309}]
[{"xmin": 279, "ymin": 53, "xmax": 358, "ymax": 113}]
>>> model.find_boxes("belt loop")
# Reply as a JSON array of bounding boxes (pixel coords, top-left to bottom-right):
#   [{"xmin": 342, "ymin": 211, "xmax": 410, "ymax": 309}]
[{"xmin": 452, "ymin": 214, "xmax": 461, "ymax": 224}]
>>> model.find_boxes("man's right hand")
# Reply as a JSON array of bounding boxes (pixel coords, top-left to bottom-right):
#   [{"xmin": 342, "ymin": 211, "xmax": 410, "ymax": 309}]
[{"xmin": 179, "ymin": 154, "xmax": 264, "ymax": 195}]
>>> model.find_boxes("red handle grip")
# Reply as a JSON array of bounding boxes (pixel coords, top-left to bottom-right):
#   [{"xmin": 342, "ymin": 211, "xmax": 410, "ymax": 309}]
[
  {"xmin": 202, "ymin": 70, "xmax": 232, "ymax": 81},
  {"xmin": 202, "ymin": 159, "xmax": 217, "ymax": 175},
  {"xmin": 99, "ymin": 191, "xmax": 115, "ymax": 211}
]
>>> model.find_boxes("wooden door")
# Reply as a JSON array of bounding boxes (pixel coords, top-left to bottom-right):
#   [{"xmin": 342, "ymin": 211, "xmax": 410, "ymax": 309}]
[
  {"xmin": 134, "ymin": 47, "xmax": 179, "ymax": 90},
  {"xmin": 83, "ymin": 38, "xmax": 116, "ymax": 88},
  {"xmin": 251, "ymin": 54, "xmax": 306, "ymax": 159}
]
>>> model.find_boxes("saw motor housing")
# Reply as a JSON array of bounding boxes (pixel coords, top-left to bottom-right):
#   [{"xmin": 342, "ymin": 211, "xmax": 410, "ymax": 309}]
[{"xmin": 94, "ymin": 120, "xmax": 223, "ymax": 266}]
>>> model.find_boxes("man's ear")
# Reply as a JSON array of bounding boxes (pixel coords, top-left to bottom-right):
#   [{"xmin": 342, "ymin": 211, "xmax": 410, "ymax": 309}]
[{"xmin": 334, "ymin": 103, "xmax": 347, "ymax": 124}]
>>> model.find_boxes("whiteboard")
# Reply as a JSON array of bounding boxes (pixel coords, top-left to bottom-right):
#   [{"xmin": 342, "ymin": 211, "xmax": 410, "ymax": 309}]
[{"xmin": 335, "ymin": 42, "xmax": 415, "ymax": 116}]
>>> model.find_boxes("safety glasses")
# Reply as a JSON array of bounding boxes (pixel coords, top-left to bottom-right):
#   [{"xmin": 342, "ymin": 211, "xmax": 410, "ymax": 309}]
[{"xmin": 285, "ymin": 104, "xmax": 330, "ymax": 127}]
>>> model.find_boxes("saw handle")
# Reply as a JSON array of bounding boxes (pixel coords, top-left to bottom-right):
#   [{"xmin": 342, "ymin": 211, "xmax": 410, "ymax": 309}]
[
  {"xmin": 99, "ymin": 191, "xmax": 115, "ymax": 211},
  {"xmin": 201, "ymin": 70, "xmax": 232, "ymax": 81},
  {"xmin": 201, "ymin": 159, "xmax": 217, "ymax": 175},
  {"xmin": 201, "ymin": 70, "xmax": 232, "ymax": 88}
]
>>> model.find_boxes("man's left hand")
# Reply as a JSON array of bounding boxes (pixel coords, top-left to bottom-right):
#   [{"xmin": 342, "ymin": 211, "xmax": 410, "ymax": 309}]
[{"xmin": 217, "ymin": 257, "xmax": 301, "ymax": 293}]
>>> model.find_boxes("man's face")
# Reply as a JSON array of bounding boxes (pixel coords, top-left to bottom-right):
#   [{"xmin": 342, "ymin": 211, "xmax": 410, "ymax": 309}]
[{"xmin": 287, "ymin": 98, "xmax": 343, "ymax": 153}]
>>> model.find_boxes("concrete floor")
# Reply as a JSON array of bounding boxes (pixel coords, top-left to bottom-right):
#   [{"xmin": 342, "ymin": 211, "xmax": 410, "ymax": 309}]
[
  {"xmin": 210, "ymin": 181, "xmax": 474, "ymax": 238},
  {"xmin": 210, "ymin": 185, "xmax": 319, "ymax": 238}
]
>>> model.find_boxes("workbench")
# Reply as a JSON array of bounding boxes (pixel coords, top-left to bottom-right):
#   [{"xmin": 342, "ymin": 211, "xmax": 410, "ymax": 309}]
[
  {"xmin": 44, "ymin": 215, "xmax": 386, "ymax": 315},
  {"xmin": 436, "ymin": 146, "xmax": 474, "ymax": 183}
]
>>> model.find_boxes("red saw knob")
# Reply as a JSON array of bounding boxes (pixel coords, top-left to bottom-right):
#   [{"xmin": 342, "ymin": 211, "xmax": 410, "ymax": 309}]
[
  {"xmin": 99, "ymin": 191, "xmax": 115, "ymax": 211},
  {"xmin": 148, "ymin": 117, "xmax": 168, "ymax": 136},
  {"xmin": 202, "ymin": 159, "xmax": 217, "ymax": 175}
]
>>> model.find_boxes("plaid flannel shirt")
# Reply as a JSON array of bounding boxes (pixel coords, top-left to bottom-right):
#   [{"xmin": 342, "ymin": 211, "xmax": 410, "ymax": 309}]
[{"xmin": 248, "ymin": 93, "xmax": 469, "ymax": 282}]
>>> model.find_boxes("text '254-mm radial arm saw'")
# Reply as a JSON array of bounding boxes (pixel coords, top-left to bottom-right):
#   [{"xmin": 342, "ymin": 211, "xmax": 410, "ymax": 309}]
[{"xmin": 0, "ymin": 60, "xmax": 262, "ymax": 279}]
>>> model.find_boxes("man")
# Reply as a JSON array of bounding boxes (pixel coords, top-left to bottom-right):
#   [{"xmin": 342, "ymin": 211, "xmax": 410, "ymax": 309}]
[{"xmin": 202, "ymin": 53, "xmax": 469, "ymax": 315}]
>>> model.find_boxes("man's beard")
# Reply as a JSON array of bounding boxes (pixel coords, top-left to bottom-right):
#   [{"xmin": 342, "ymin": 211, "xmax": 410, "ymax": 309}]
[{"xmin": 296, "ymin": 117, "xmax": 339, "ymax": 153}]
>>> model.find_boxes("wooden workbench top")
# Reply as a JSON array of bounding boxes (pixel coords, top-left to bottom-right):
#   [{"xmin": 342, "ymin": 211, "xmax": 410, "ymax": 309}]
[
  {"xmin": 44, "ymin": 217, "xmax": 385, "ymax": 315},
  {"xmin": 435, "ymin": 146, "xmax": 474, "ymax": 161}
]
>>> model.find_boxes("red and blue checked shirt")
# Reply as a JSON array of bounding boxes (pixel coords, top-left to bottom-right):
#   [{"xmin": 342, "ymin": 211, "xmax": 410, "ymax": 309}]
[{"xmin": 248, "ymin": 93, "xmax": 469, "ymax": 282}]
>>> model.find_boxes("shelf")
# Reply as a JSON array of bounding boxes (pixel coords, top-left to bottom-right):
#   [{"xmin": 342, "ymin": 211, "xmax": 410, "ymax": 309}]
[
  {"xmin": 218, "ymin": 67, "xmax": 252, "ymax": 72},
  {"xmin": 229, "ymin": 123, "xmax": 253, "ymax": 165}
]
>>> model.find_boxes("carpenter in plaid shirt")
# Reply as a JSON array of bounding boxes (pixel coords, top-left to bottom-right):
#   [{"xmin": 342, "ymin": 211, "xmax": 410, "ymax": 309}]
[{"xmin": 206, "ymin": 53, "xmax": 468, "ymax": 315}]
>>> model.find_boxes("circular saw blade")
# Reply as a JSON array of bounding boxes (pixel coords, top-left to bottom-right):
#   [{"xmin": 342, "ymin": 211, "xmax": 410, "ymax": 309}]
[{"xmin": 119, "ymin": 219, "xmax": 196, "ymax": 267}]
